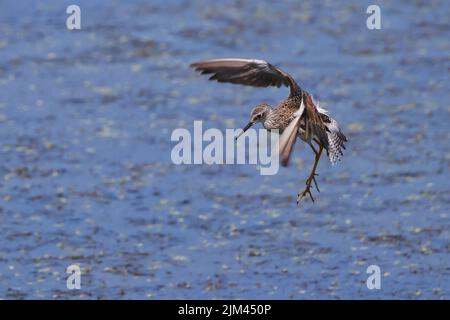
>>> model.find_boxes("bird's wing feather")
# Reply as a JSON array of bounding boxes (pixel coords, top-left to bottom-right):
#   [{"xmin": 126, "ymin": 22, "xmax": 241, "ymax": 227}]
[
  {"xmin": 191, "ymin": 58, "xmax": 299, "ymax": 94},
  {"xmin": 303, "ymin": 93, "xmax": 329, "ymax": 149},
  {"xmin": 279, "ymin": 98, "xmax": 306, "ymax": 167}
]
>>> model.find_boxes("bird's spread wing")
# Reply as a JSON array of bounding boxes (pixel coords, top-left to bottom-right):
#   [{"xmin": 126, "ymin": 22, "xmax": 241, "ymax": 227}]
[
  {"xmin": 279, "ymin": 98, "xmax": 306, "ymax": 167},
  {"xmin": 191, "ymin": 58, "xmax": 300, "ymax": 95}
]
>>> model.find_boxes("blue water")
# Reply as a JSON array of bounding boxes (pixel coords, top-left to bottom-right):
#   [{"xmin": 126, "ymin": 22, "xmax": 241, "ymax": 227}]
[{"xmin": 0, "ymin": 0, "xmax": 448, "ymax": 299}]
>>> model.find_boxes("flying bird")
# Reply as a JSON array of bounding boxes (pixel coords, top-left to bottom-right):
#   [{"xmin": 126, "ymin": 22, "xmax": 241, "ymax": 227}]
[{"xmin": 191, "ymin": 58, "xmax": 347, "ymax": 204}]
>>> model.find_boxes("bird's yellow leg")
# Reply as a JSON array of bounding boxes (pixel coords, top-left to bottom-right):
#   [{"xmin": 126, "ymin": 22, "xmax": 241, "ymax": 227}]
[
  {"xmin": 308, "ymin": 143, "xmax": 321, "ymax": 193},
  {"xmin": 297, "ymin": 145, "xmax": 323, "ymax": 204}
]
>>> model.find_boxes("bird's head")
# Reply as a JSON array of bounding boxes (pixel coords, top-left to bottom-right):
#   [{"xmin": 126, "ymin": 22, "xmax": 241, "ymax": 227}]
[{"xmin": 236, "ymin": 103, "xmax": 272, "ymax": 140}]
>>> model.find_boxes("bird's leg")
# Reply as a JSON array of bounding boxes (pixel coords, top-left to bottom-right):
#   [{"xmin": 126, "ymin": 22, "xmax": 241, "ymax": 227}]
[
  {"xmin": 297, "ymin": 144, "xmax": 323, "ymax": 204},
  {"xmin": 308, "ymin": 143, "xmax": 321, "ymax": 193}
]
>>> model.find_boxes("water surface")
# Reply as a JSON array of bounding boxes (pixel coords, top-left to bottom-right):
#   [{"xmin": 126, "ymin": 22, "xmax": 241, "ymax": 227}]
[{"xmin": 0, "ymin": 0, "xmax": 448, "ymax": 299}]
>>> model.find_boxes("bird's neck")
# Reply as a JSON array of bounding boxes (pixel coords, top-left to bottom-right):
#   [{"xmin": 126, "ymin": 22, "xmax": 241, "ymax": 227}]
[{"xmin": 263, "ymin": 109, "xmax": 281, "ymax": 131}]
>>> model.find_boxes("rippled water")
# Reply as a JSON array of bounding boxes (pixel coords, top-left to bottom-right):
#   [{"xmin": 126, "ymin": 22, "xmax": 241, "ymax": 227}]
[{"xmin": 0, "ymin": 0, "xmax": 448, "ymax": 299}]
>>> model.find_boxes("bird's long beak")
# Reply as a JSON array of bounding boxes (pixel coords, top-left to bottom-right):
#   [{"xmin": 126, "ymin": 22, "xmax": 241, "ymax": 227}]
[{"xmin": 235, "ymin": 121, "xmax": 254, "ymax": 140}]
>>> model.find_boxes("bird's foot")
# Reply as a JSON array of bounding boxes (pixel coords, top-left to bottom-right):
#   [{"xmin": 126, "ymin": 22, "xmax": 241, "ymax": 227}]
[{"xmin": 297, "ymin": 174, "xmax": 320, "ymax": 205}]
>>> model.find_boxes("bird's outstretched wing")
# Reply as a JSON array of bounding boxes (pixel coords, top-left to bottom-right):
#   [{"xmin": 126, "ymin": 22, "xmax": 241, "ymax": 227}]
[
  {"xmin": 279, "ymin": 98, "xmax": 306, "ymax": 166},
  {"xmin": 191, "ymin": 58, "xmax": 300, "ymax": 96}
]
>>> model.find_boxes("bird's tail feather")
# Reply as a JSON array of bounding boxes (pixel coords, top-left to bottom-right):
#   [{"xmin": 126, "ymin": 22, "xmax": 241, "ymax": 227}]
[{"xmin": 325, "ymin": 118, "xmax": 347, "ymax": 164}]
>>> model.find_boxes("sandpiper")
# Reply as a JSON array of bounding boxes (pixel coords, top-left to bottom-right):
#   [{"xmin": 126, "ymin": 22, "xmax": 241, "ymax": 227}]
[{"xmin": 191, "ymin": 58, "xmax": 347, "ymax": 204}]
